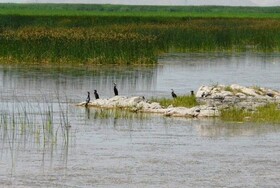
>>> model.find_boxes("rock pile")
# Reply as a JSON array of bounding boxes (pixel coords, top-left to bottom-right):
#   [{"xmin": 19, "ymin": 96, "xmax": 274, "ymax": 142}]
[
  {"xmin": 77, "ymin": 84, "xmax": 280, "ymax": 118},
  {"xmin": 196, "ymin": 84, "xmax": 280, "ymax": 111},
  {"xmin": 77, "ymin": 96, "xmax": 219, "ymax": 117}
]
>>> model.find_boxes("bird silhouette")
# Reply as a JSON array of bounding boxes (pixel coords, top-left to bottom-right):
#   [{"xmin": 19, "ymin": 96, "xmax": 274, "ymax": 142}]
[
  {"xmin": 94, "ymin": 90, "xmax": 100, "ymax": 99},
  {"xmin": 85, "ymin": 91, "xmax": 90, "ymax": 107},
  {"xmin": 171, "ymin": 89, "xmax": 177, "ymax": 98},
  {"xmin": 113, "ymin": 83, "xmax": 118, "ymax": 96},
  {"xmin": 191, "ymin": 90, "xmax": 194, "ymax": 96}
]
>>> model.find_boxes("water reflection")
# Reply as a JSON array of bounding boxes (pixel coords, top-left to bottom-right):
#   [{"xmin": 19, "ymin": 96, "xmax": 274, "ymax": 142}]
[
  {"xmin": 0, "ymin": 65, "xmax": 157, "ymax": 102},
  {"xmin": 195, "ymin": 119, "xmax": 280, "ymax": 137},
  {"xmin": 1, "ymin": 52, "xmax": 280, "ymax": 101}
]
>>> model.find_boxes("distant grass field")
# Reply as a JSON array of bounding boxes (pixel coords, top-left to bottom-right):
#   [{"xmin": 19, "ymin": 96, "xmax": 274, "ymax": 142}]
[
  {"xmin": 1, "ymin": 4, "xmax": 280, "ymax": 65},
  {"xmin": 1, "ymin": 4, "xmax": 280, "ymax": 18}
]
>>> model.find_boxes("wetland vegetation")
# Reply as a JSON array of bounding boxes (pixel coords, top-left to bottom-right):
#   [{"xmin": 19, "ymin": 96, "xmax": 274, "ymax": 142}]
[
  {"xmin": 221, "ymin": 103, "xmax": 280, "ymax": 124},
  {"xmin": 1, "ymin": 4, "xmax": 280, "ymax": 64},
  {"xmin": 152, "ymin": 95, "xmax": 198, "ymax": 108}
]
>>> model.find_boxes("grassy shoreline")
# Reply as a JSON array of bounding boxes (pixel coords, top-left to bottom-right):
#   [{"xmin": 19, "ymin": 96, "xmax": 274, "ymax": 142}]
[
  {"xmin": 221, "ymin": 104, "xmax": 280, "ymax": 123},
  {"xmin": 153, "ymin": 95, "xmax": 280, "ymax": 123}
]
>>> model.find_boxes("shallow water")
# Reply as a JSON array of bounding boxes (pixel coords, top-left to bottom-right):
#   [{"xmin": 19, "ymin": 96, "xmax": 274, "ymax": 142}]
[{"xmin": 1, "ymin": 52, "xmax": 280, "ymax": 187}]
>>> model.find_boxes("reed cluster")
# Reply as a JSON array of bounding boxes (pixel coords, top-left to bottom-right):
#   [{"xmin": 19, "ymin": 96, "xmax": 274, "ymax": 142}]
[
  {"xmin": 1, "ymin": 14, "xmax": 280, "ymax": 64},
  {"xmin": 0, "ymin": 96, "xmax": 72, "ymax": 147}
]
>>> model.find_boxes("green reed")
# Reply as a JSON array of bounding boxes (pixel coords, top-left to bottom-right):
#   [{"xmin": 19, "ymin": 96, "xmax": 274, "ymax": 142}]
[
  {"xmin": 1, "ymin": 14, "xmax": 280, "ymax": 64},
  {"xmin": 0, "ymin": 95, "xmax": 72, "ymax": 147}
]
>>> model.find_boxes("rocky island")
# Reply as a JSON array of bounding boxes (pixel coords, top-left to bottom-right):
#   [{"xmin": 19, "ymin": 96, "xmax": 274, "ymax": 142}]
[{"xmin": 77, "ymin": 84, "xmax": 280, "ymax": 118}]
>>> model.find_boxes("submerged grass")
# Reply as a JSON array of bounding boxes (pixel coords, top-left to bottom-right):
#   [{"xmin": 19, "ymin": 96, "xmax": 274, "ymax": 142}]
[
  {"xmin": 1, "ymin": 4, "xmax": 280, "ymax": 64},
  {"xmin": 0, "ymin": 95, "xmax": 72, "ymax": 148},
  {"xmin": 221, "ymin": 103, "xmax": 280, "ymax": 123},
  {"xmin": 152, "ymin": 95, "xmax": 198, "ymax": 108}
]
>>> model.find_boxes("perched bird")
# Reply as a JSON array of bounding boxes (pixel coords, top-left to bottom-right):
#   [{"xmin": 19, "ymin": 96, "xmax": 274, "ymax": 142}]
[
  {"xmin": 113, "ymin": 83, "xmax": 118, "ymax": 96},
  {"xmin": 94, "ymin": 90, "xmax": 100, "ymax": 99},
  {"xmin": 85, "ymin": 91, "xmax": 90, "ymax": 107},
  {"xmin": 191, "ymin": 90, "xmax": 195, "ymax": 96},
  {"xmin": 171, "ymin": 89, "xmax": 177, "ymax": 98}
]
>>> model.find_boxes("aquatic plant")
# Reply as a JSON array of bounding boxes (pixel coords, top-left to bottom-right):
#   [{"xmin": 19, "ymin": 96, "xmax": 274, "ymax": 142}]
[
  {"xmin": 221, "ymin": 103, "xmax": 280, "ymax": 123},
  {"xmin": 1, "ymin": 5, "xmax": 280, "ymax": 64},
  {"xmin": 0, "ymin": 95, "xmax": 72, "ymax": 148}
]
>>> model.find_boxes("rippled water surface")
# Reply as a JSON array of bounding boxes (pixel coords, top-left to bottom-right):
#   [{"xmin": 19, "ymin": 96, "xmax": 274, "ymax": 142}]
[{"xmin": 1, "ymin": 52, "xmax": 280, "ymax": 187}]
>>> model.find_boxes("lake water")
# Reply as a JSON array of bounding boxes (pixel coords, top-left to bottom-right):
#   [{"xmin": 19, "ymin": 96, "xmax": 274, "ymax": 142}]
[{"xmin": 1, "ymin": 52, "xmax": 280, "ymax": 187}]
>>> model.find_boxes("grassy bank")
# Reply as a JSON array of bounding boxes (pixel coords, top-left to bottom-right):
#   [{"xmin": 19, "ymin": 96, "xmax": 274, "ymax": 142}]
[
  {"xmin": 221, "ymin": 104, "xmax": 280, "ymax": 123},
  {"xmin": 1, "ymin": 4, "xmax": 280, "ymax": 64},
  {"xmin": 152, "ymin": 96, "xmax": 280, "ymax": 123},
  {"xmin": 152, "ymin": 95, "xmax": 198, "ymax": 108}
]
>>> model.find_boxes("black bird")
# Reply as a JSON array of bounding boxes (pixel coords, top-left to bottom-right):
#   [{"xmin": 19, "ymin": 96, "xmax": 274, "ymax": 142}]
[
  {"xmin": 171, "ymin": 89, "xmax": 177, "ymax": 98},
  {"xmin": 85, "ymin": 91, "xmax": 90, "ymax": 107},
  {"xmin": 113, "ymin": 83, "xmax": 118, "ymax": 96},
  {"xmin": 191, "ymin": 90, "xmax": 195, "ymax": 96},
  {"xmin": 94, "ymin": 90, "xmax": 100, "ymax": 99}
]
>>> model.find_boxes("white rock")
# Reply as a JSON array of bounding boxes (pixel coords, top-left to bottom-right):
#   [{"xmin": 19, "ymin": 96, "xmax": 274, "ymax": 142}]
[
  {"xmin": 164, "ymin": 107, "xmax": 195, "ymax": 117},
  {"xmin": 198, "ymin": 108, "xmax": 220, "ymax": 117},
  {"xmin": 236, "ymin": 92, "xmax": 247, "ymax": 98},
  {"xmin": 196, "ymin": 85, "xmax": 213, "ymax": 97},
  {"xmin": 230, "ymin": 84, "xmax": 245, "ymax": 90}
]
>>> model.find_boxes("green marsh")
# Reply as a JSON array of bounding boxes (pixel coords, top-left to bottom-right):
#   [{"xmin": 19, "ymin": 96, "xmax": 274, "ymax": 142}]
[{"xmin": 1, "ymin": 4, "xmax": 280, "ymax": 64}]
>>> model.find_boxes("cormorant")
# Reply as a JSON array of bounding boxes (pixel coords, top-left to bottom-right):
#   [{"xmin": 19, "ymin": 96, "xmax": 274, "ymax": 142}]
[
  {"xmin": 85, "ymin": 91, "xmax": 90, "ymax": 107},
  {"xmin": 171, "ymin": 89, "xmax": 177, "ymax": 98},
  {"xmin": 114, "ymin": 83, "xmax": 118, "ymax": 96},
  {"xmin": 94, "ymin": 90, "xmax": 100, "ymax": 99},
  {"xmin": 191, "ymin": 90, "xmax": 194, "ymax": 96}
]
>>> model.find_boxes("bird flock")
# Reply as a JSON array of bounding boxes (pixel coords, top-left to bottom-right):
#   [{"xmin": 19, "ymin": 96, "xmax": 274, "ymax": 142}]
[
  {"xmin": 85, "ymin": 83, "xmax": 192, "ymax": 107},
  {"xmin": 85, "ymin": 82, "xmax": 119, "ymax": 107}
]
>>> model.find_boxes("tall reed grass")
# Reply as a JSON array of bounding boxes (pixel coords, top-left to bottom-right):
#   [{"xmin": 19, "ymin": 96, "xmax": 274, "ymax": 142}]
[{"xmin": 1, "ymin": 14, "xmax": 280, "ymax": 64}]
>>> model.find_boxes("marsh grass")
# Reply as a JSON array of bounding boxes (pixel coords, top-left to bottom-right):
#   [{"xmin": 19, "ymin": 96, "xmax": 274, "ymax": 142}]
[
  {"xmin": 1, "ymin": 6, "xmax": 280, "ymax": 64},
  {"xmin": 0, "ymin": 94, "xmax": 72, "ymax": 148},
  {"xmin": 152, "ymin": 95, "xmax": 198, "ymax": 108},
  {"xmin": 221, "ymin": 103, "xmax": 280, "ymax": 123}
]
